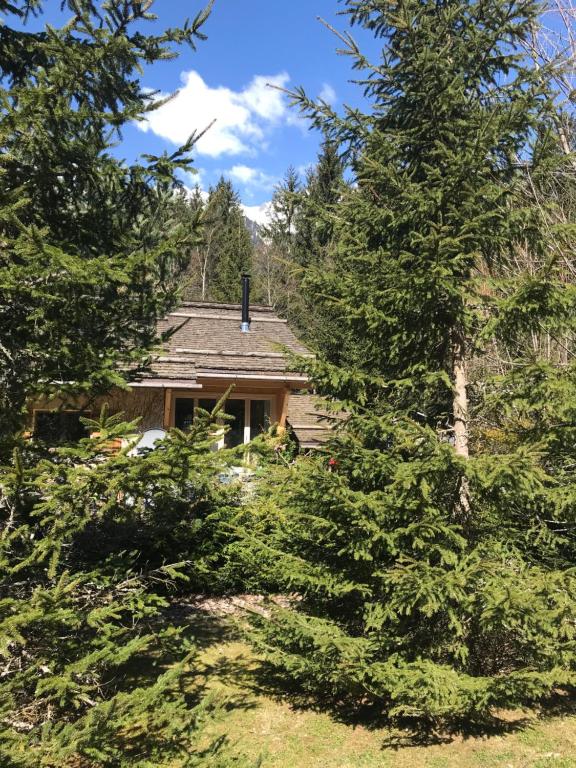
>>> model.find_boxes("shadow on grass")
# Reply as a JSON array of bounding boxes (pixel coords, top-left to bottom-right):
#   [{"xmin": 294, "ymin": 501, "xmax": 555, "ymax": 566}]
[
  {"xmin": 156, "ymin": 605, "xmax": 576, "ymax": 752},
  {"xmin": 109, "ymin": 609, "xmax": 257, "ymax": 719},
  {"xmin": 241, "ymin": 660, "xmax": 576, "ymax": 749}
]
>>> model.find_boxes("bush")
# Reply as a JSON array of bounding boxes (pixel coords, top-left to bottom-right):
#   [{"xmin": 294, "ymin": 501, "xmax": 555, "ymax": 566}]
[{"xmin": 0, "ymin": 407, "xmax": 254, "ymax": 766}]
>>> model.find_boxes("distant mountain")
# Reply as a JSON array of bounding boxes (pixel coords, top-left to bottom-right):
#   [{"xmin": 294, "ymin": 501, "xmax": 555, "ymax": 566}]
[
  {"xmin": 241, "ymin": 201, "xmax": 271, "ymax": 243},
  {"xmin": 244, "ymin": 215, "xmax": 264, "ymax": 245}
]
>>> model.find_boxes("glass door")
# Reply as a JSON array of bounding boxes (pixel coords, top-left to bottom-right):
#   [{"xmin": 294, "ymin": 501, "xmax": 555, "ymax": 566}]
[
  {"xmin": 249, "ymin": 400, "xmax": 271, "ymax": 439},
  {"xmin": 224, "ymin": 399, "xmax": 245, "ymax": 447},
  {"xmin": 173, "ymin": 396, "xmax": 273, "ymax": 447}
]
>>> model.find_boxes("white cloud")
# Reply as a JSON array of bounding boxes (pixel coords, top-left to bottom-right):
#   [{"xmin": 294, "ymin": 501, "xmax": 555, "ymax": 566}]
[
  {"xmin": 229, "ymin": 165, "xmax": 257, "ymax": 184},
  {"xmin": 229, "ymin": 164, "xmax": 276, "ymax": 191},
  {"xmin": 242, "ymin": 74, "xmax": 288, "ymax": 121},
  {"xmin": 319, "ymin": 83, "xmax": 337, "ymax": 105},
  {"xmin": 241, "ymin": 201, "xmax": 272, "ymax": 227},
  {"xmin": 138, "ymin": 71, "xmax": 290, "ymax": 158}
]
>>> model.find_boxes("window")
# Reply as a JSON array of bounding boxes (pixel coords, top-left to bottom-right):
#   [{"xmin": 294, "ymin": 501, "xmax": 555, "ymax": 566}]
[
  {"xmin": 249, "ymin": 399, "xmax": 271, "ymax": 440},
  {"xmin": 174, "ymin": 399, "xmax": 195, "ymax": 430},
  {"xmin": 174, "ymin": 398, "xmax": 217, "ymax": 430},
  {"xmin": 173, "ymin": 396, "xmax": 272, "ymax": 447},
  {"xmin": 222, "ymin": 399, "xmax": 244, "ymax": 448},
  {"xmin": 199, "ymin": 398, "xmax": 218, "ymax": 413},
  {"xmin": 34, "ymin": 411, "xmax": 88, "ymax": 443}
]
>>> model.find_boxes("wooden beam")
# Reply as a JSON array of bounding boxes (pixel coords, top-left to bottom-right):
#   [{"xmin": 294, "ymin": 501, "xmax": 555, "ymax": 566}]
[
  {"xmin": 175, "ymin": 348, "xmax": 285, "ymax": 359},
  {"xmin": 163, "ymin": 389, "xmax": 172, "ymax": 429},
  {"xmin": 196, "ymin": 372, "xmax": 308, "ymax": 382},
  {"xmin": 174, "ymin": 348, "xmax": 315, "ymax": 360},
  {"xmin": 277, "ymin": 388, "xmax": 290, "ymax": 432},
  {"xmin": 130, "ymin": 380, "xmax": 201, "ymax": 389}
]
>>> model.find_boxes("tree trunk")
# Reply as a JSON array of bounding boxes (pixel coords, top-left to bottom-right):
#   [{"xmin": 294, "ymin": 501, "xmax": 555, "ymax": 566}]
[
  {"xmin": 201, "ymin": 259, "xmax": 207, "ymax": 300},
  {"xmin": 451, "ymin": 326, "xmax": 471, "ymax": 520},
  {"xmin": 452, "ymin": 326, "xmax": 469, "ymax": 458},
  {"xmin": 201, "ymin": 228, "xmax": 215, "ymax": 301},
  {"xmin": 267, "ymin": 249, "xmax": 273, "ymax": 305}
]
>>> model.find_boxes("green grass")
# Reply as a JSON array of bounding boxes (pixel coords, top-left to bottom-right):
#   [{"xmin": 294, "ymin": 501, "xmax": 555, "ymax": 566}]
[{"xmin": 169, "ymin": 614, "xmax": 576, "ymax": 768}]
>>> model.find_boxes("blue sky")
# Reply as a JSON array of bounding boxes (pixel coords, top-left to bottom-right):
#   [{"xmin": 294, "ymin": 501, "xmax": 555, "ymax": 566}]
[
  {"xmin": 10, "ymin": 2, "xmax": 573, "ymax": 223},
  {"xmin": 130, "ymin": 0, "xmax": 372, "ymax": 221},
  {"xmin": 20, "ymin": 1, "xmax": 377, "ymax": 223}
]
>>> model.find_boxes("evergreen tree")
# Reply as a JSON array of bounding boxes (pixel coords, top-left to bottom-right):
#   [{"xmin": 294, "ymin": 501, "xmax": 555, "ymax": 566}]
[
  {"xmin": 294, "ymin": 140, "xmax": 348, "ymax": 354},
  {"xmin": 0, "ymin": 0, "xmax": 211, "ymax": 450},
  {"xmin": 295, "ymin": 139, "xmax": 344, "ymax": 267},
  {"xmin": 0, "ymin": 3, "xmax": 255, "ymax": 764},
  {"xmin": 253, "ymin": 168, "xmax": 302, "ymax": 314},
  {"xmin": 241, "ymin": 0, "xmax": 576, "ymax": 723},
  {"xmin": 188, "ymin": 178, "xmax": 253, "ymax": 302},
  {"xmin": 261, "ymin": 166, "xmax": 302, "ymax": 258},
  {"xmin": 169, "ymin": 185, "xmax": 207, "ymax": 296},
  {"xmin": 0, "ymin": 406, "xmax": 252, "ymax": 766},
  {"xmin": 253, "ymin": 152, "xmax": 345, "ymax": 341}
]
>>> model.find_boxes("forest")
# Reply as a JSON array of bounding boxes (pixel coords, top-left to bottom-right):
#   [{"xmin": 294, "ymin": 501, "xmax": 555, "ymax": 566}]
[{"xmin": 3, "ymin": 0, "xmax": 576, "ymax": 766}]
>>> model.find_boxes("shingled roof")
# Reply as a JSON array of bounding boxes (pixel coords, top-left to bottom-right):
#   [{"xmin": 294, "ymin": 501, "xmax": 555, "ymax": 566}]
[
  {"xmin": 287, "ymin": 392, "xmax": 334, "ymax": 450},
  {"xmin": 135, "ymin": 301, "xmax": 311, "ymax": 386}
]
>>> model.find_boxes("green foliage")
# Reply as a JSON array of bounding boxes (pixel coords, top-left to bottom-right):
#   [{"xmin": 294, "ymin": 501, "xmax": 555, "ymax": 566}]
[
  {"xmin": 237, "ymin": 0, "xmax": 576, "ymax": 725},
  {"xmin": 0, "ymin": 0, "xmax": 211, "ymax": 450},
  {"xmin": 294, "ymin": 139, "xmax": 344, "ymax": 269},
  {"xmin": 185, "ymin": 177, "xmax": 254, "ymax": 302},
  {"xmin": 251, "ymin": 167, "xmax": 302, "ymax": 314},
  {"xmin": 207, "ymin": 179, "xmax": 254, "ymax": 303},
  {"xmin": 254, "ymin": 148, "xmax": 345, "ymax": 339},
  {"xmin": 243, "ymin": 414, "xmax": 576, "ymax": 724},
  {"xmin": 0, "ymin": 407, "xmax": 252, "ymax": 767},
  {"xmin": 0, "ymin": 3, "xmax": 255, "ymax": 765}
]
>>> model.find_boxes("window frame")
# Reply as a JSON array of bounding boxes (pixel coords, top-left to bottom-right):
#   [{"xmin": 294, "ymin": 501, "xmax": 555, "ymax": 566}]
[
  {"xmin": 32, "ymin": 408, "xmax": 91, "ymax": 443},
  {"xmin": 172, "ymin": 394, "xmax": 274, "ymax": 447}
]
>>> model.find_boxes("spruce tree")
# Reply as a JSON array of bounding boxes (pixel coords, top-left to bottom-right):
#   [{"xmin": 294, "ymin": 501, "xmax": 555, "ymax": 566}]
[
  {"xmin": 294, "ymin": 140, "xmax": 348, "ymax": 354},
  {"xmin": 261, "ymin": 166, "xmax": 302, "ymax": 259},
  {"xmin": 190, "ymin": 178, "xmax": 253, "ymax": 302},
  {"xmin": 0, "ymin": 3, "xmax": 255, "ymax": 764},
  {"xmin": 241, "ymin": 0, "xmax": 576, "ymax": 723},
  {"xmin": 0, "ymin": 0, "xmax": 210, "ymax": 450},
  {"xmin": 295, "ymin": 139, "xmax": 344, "ymax": 268},
  {"xmin": 0, "ymin": 406, "xmax": 251, "ymax": 766},
  {"xmin": 253, "ymin": 168, "xmax": 302, "ymax": 315},
  {"xmin": 253, "ymin": 152, "xmax": 345, "ymax": 340}
]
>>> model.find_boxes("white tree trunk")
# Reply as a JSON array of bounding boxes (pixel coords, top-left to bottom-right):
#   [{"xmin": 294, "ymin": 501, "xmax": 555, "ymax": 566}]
[
  {"xmin": 451, "ymin": 326, "xmax": 471, "ymax": 520},
  {"xmin": 201, "ymin": 255, "xmax": 207, "ymax": 300},
  {"xmin": 452, "ymin": 327, "xmax": 469, "ymax": 459}
]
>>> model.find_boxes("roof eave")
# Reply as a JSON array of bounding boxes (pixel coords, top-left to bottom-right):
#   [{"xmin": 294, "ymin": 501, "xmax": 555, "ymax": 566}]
[{"xmin": 196, "ymin": 372, "xmax": 309, "ymax": 383}]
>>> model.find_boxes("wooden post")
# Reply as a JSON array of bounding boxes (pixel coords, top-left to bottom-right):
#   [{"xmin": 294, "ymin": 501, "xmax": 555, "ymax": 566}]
[
  {"xmin": 277, "ymin": 388, "xmax": 290, "ymax": 433},
  {"xmin": 163, "ymin": 389, "xmax": 172, "ymax": 429}
]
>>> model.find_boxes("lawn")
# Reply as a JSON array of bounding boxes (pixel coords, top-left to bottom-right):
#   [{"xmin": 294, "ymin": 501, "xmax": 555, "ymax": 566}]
[{"xmin": 173, "ymin": 610, "xmax": 576, "ymax": 768}]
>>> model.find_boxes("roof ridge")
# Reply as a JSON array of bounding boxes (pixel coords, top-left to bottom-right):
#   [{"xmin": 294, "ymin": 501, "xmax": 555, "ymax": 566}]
[
  {"xmin": 168, "ymin": 311, "xmax": 288, "ymax": 324},
  {"xmin": 178, "ymin": 301, "xmax": 275, "ymax": 313}
]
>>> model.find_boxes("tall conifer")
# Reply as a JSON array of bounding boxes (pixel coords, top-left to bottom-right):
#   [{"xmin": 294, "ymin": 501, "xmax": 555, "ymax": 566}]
[
  {"xmin": 0, "ymin": 3, "xmax": 254, "ymax": 763},
  {"xmin": 0, "ymin": 0, "xmax": 211, "ymax": 449},
  {"xmin": 244, "ymin": 0, "xmax": 576, "ymax": 722},
  {"xmin": 295, "ymin": 139, "xmax": 344, "ymax": 267},
  {"xmin": 196, "ymin": 178, "xmax": 254, "ymax": 303}
]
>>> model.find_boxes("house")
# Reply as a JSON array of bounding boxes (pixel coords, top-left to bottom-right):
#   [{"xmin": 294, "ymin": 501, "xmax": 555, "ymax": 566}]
[{"xmin": 29, "ymin": 277, "xmax": 331, "ymax": 450}]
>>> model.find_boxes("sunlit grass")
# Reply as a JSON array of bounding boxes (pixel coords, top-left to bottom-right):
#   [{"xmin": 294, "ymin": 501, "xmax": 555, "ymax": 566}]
[{"xmin": 162, "ymin": 613, "xmax": 576, "ymax": 768}]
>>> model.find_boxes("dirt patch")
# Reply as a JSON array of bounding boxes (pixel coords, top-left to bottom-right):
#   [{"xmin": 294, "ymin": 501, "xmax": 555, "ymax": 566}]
[{"xmin": 169, "ymin": 593, "xmax": 295, "ymax": 618}]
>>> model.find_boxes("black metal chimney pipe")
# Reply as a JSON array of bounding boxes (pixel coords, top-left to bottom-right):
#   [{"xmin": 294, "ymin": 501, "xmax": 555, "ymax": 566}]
[{"xmin": 241, "ymin": 273, "xmax": 250, "ymax": 332}]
